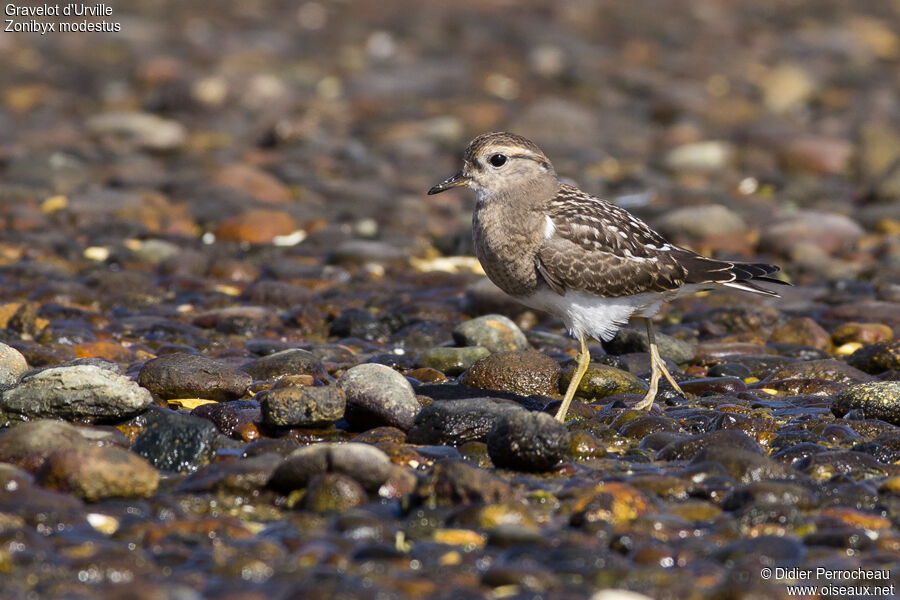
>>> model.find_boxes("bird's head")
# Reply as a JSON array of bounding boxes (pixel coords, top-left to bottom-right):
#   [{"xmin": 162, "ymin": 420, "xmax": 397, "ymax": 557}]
[{"xmin": 428, "ymin": 132, "xmax": 556, "ymax": 200}]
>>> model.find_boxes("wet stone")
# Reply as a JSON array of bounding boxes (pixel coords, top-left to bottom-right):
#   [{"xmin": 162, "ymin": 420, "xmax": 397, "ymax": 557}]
[
  {"xmin": 258, "ymin": 385, "xmax": 346, "ymax": 427},
  {"xmin": 329, "ymin": 308, "xmax": 392, "ymax": 341},
  {"xmin": 37, "ymin": 444, "xmax": 159, "ymax": 501},
  {"xmin": 137, "ymin": 353, "xmax": 251, "ymax": 401},
  {"xmin": 560, "ymin": 363, "xmax": 648, "ymax": 399},
  {"xmin": 419, "ymin": 458, "xmax": 515, "ymax": 505},
  {"xmin": 303, "ymin": 473, "xmax": 368, "ymax": 513},
  {"xmin": 831, "ymin": 322, "xmax": 894, "ymax": 346},
  {"xmin": 337, "ymin": 363, "xmax": 420, "ymax": 431},
  {"xmin": 132, "ymin": 412, "xmax": 219, "ymax": 473},
  {"xmin": 678, "ymin": 376, "xmax": 746, "ymax": 396},
  {"xmin": 604, "ymin": 327, "xmax": 696, "ymax": 364},
  {"xmin": 692, "ymin": 446, "xmax": 797, "ymax": 483},
  {"xmin": 177, "ymin": 453, "xmax": 283, "ymax": 493},
  {"xmin": 487, "ymin": 411, "xmax": 570, "ymax": 472},
  {"xmin": 656, "ymin": 429, "xmax": 763, "ymax": 461},
  {"xmin": 845, "ymin": 340, "xmax": 900, "ymax": 374},
  {"xmin": 452, "ymin": 314, "xmax": 529, "ymax": 353},
  {"xmin": 831, "ymin": 382, "xmax": 900, "ymax": 425},
  {"xmin": 407, "ymin": 397, "xmax": 527, "ymax": 446},
  {"xmin": 416, "ymin": 346, "xmax": 490, "ymax": 376},
  {"xmin": 769, "ymin": 317, "xmax": 832, "ymax": 351},
  {"xmin": 0, "ymin": 420, "xmax": 101, "ymax": 471},
  {"xmin": 461, "ymin": 350, "xmax": 561, "ymax": 397},
  {"xmin": 268, "ymin": 442, "xmax": 393, "ymax": 493},
  {"xmin": 242, "ymin": 348, "xmax": 328, "ymax": 381},
  {"xmin": 191, "ymin": 398, "xmax": 261, "ymax": 436},
  {"xmin": 1, "ymin": 365, "xmax": 152, "ymax": 424},
  {"xmin": 768, "ymin": 358, "xmax": 876, "ymax": 384}
]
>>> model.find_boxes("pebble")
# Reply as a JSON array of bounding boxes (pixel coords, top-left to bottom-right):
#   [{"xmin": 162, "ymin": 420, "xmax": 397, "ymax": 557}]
[
  {"xmin": 37, "ymin": 444, "xmax": 159, "ymax": 501},
  {"xmin": 137, "ymin": 353, "xmax": 252, "ymax": 401},
  {"xmin": 215, "ymin": 209, "xmax": 299, "ymax": 244},
  {"xmin": 419, "ymin": 458, "xmax": 515, "ymax": 505},
  {"xmin": 258, "ymin": 385, "xmax": 346, "ymax": 427},
  {"xmin": 132, "ymin": 412, "xmax": 220, "ymax": 473},
  {"xmin": 0, "ymin": 342, "xmax": 29, "ymax": 391},
  {"xmin": 655, "ymin": 203, "xmax": 745, "ymax": 238},
  {"xmin": 269, "ymin": 442, "xmax": 393, "ymax": 493},
  {"xmin": 416, "ymin": 346, "xmax": 490, "ymax": 376},
  {"xmin": 759, "ymin": 211, "xmax": 865, "ymax": 256},
  {"xmin": 86, "ymin": 111, "xmax": 187, "ymax": 151},
  {"xmin": 1, "ymin": 365, "xmax": 152, "ymax": 423},
  {"xmin": 559, "ymin": 363, "xmax": 648, "ymax": 399},
  {"xmin": 831, "ymin": 322, "xmax": 894, "ymax": 346},
  {"xmin": 461, "ymin": 351, "xmax": 561, "ymax": 397},
  {"xmin": 487, "ymin": 411, "xmax": 570, "ymax": 472},
  {"xmin": 769, "ymin": 317, "xmax": 832, "ymax": 351},
  {"xmin": 303, "ymin": 473, "xmax": 368, "ymax": 513},
  {"xmin": 178, "ymin": 453, "xmax": 283, "ymax": 493},
  {"xmin": 337, "ymin": 363, "xmax": 421, "ymax": 430},
  {"xmin": 243, "ymin": 348, "xmax": 328, "ymax": 381},
  {"xmin": 845, "ymin": 340, "xmax": 900, "ymax": 374},
  {"xmin": 768, "ymin": 358, "xmax": 876, "ymax": 384},
  {"xmin": 663, "ymin": 142, "xmax": 735, "ymax": 172},
  {"xmin": 452, "ymin": 314, "xmax": 529, "ymax": 353},
  {"xmin": 407, "ymin": 397, "xmax": 527, "ymax": 446},
  {"xmin": 831, "ymin": 382, "xmax": 900, "ymax": 425},
  {"xmin": 0, "ymin": 420, "xmax": 107, "ymax": 471}
]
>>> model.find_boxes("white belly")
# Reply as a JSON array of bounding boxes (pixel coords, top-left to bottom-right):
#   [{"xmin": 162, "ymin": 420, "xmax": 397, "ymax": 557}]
[{"xmin": 521, "ymin": 289, "xmax": 668, "ymax": 342}]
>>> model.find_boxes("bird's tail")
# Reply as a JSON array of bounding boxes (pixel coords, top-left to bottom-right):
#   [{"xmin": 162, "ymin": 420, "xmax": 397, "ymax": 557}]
[{"xmin": 680, "ymin": 254, "xmax": 789, "ymax": 297}]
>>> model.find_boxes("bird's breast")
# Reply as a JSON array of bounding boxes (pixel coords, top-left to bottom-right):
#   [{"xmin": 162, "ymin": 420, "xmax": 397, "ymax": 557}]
[{"xmin": 472, "ymin": 200, "xmax": 542, "ymax": 297}]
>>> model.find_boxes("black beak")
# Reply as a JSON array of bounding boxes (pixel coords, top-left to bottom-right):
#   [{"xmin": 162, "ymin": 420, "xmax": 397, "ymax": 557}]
[{"xmin": 427, "ymin": 171, "xmax": 469, "ymax": 195}]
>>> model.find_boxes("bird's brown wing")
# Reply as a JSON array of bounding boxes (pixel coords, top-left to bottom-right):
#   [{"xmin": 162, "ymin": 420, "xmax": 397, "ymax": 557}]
[{"xmin": 536, "ymin": 185, "xmax": 786, "ymax": 298}]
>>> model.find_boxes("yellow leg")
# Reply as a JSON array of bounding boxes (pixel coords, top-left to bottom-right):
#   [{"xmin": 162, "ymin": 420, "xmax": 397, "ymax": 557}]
[
  {"xmin": 555, "ymin": 335, "xmax": 589, "ymax": 422},
  {"xmin": 633, "ymin": 317, "xmax": 684, "ymax": 410}
]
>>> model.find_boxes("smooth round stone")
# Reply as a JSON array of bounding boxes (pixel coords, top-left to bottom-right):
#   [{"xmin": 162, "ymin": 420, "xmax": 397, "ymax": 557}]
[
  {"xmin": 416, "ymin": 346, "xmax": 490, "ymax": 376},
  {"xmin": 420, "ymin": 458, "xmax": 515, "ymax": 505},
  {"xmin": 303, "ymin": 473, "xmax": 368, "ymax": 513},
  {"xmin": 679, "ymin": 376, "xmax": 746, "ymax": 396},
  {"xmin": 258, "ymin": 385, "xmax": 346, "ymax": 427},
  {"xmin": 846, "ymin": 340, "xmax": 900, "ymax": 374},
  {"xmin": 461, "ymin": 351, "xmax": 560, "ymax": 397},
  {"xmin": 138, "ymin": 353, "xmax": 251, "ymax": 401},
  {"xmin": 759, "ymin": 211, "xmax": 864, "ymax": 257},
  {"xmin": 242, "ymin": 348, "xmax": 328, "ymax": 381},
  {"xmin": 177, "ymin": 453, "xmax": 283, "ymax": 493},
  {"xmin": 487, "ymin": 411, "xmax": 569, "ymax": 472},
  {"xmin": 407, "ymin": 397, "xmax": 526, "ymax": 446},
  {"xmin": 768, "ymin": 358, "xmax": 876, "ymax": 384},
  {"xmin": 452, "ymin": 314, "xmax": 529, "ymax": 353},
  {"xmin": 692, "ymin": 446, "xmax": 796, "ymax": 484},
  {"xmin": 86, "ymin": 111, "xmax": 187, "ymax": 151},
  {"xmin": 0, "ymin": 342, "xmax": 29, "ymax": 391},
  {"xmin": 337, "ymin": 363, "xmax": 420, "ymax": 431},
  {"xmin": 769, "ymin": 317, "xmax": 831, "ymax": 351},
  {"xmin": 604, "ymin": 327, "xmax": 696, "ymax": 364},
  {"xmin": 617, "ymin": 415, "xmax": 682, "ymax": 439},
  {"xmin": 568, "ymin": 430, "xmax": 608, "ymax": 460},
  {"xmin": 559, "ymin": 363, "xmax": 648, "ymax": 399},
  {"xmin": 706, "ymin": 363, "xmax": 752, "ymax": 379},
  {"xmin": 831, "ymin": 382, "xmax": 900, "ymax": 425},
  {"xmin": 1, "ymin": 365, "xmax": 152, "ymax": 423},
  {"xmin": 132, "ymin": 412, "xmax": 219, "ymax": 473},
  {"xmin": 722, "ymin": 481, "xmax": 819, "ymax": 511},
  {"xmin": 831, "ymin": 322, "xmax": 894, "ymax": 346},
  {"xmin": 37, "ymin": 444, "xmax": 159, "ymax": 501},
  {"xmin": 798, "ymin": 450, "xmax": 890, "ymax": 481},
  {"xmin": 269, "ymin": 442, "xmax": 392, "ymax": 493},
  {"xmin": 656, "ymin": 429, "xmax": 763, "ymax": 461},
  {"xmin": 0, "ymin": 420, "xmax": 100, "ymax": 471}
]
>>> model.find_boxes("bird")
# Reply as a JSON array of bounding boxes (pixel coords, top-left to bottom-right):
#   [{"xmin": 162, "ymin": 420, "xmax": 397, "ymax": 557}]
[{"xmin": 428, "ymin": 132, "xmax": 787, "ymax": 422}]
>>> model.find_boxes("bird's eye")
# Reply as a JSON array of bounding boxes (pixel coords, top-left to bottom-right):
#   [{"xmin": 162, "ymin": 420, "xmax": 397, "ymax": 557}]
[{"xmin": 488, "ymin": 154, "xmax": 507, "ymax": 168}]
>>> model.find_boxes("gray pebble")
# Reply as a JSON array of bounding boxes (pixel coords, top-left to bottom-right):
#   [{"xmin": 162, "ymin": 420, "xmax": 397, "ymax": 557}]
[
  {"xmin": 407, "ymin": 397, "xmax": 526, "ymax": 446},
  {"xmin": 337, "ymin": 363, "xmax": 420, "ymax": 430},
  {"xmin": 0, "ymin": 342, "xmax": 29, "ymax": 391},
  {"xmin": 243, "ymin": 348, "xmax": 328, "ymax": 381},
  {"xmin": 452, "ymin": 314, "xmax": 529, "ymax": 353},
  {"xmin": 132, "ymin": 412, "xmax": 219, "ymax": 473},
  {"xmin": 1, "ymin": 365, "xmax": 152, "ymax": 423},
  {"xmin": 269, "ymin": 442, "xmax": 393, "ymax": 492}
]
